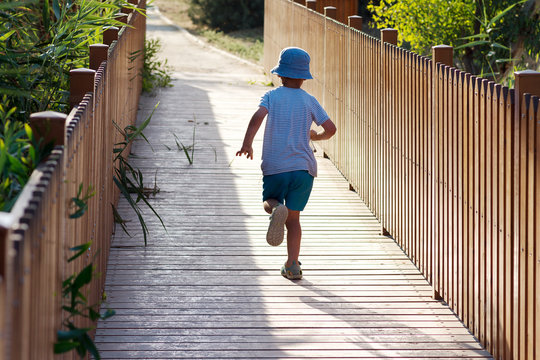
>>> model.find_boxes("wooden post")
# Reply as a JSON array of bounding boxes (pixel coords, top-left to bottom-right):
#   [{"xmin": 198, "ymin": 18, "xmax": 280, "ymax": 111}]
[
  {"xmin": 29, "ymin": 111, "xmax": 67, "ymax": 147},
  {"xmin": 381, "ymin": 28, "xmax": 398, "ymax": 45},
  {"xmin": 103, "ymin": 26, "xmax": 119, "ymax": 46},
  {"xmin": 69, "ymin": 68, "xmax": 96, "ymax": 109},
  {"xmin": 306, "ymin": 0, "xmax": 316, "ymax": 11},
  {"xmin": 512, "ymin": 70, "xmax": 540, "ymax": 357},
  {"xmin": 348, "ymin": 15, "xmax": 363, "ymax": 31},
  {"xmin": 89, "ymin": 44, "xmax": 109, "ymax": 71},
  {"xmin": 431, "ymin": 44, "xmax": 454, "ymax": 301},
  {"xmin": 324, "ymin": 6, "xmax": 337, "ymax": 20},
  {"xmin": 514, "ymin": 70, "xmax": 540, "ymax": 121},
  {"xmin": 432, "ymin": 45, "xmax": 453, "ymax": 67}
]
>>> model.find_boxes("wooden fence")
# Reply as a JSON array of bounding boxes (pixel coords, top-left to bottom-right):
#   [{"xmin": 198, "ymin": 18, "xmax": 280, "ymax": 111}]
[
  {"xmin": 0, "ymin": 1, "xmax": 145, "ymax": 358},
  {"xmin": 264, "ymin": 1, "xmax": 540, "ymax": 359}
]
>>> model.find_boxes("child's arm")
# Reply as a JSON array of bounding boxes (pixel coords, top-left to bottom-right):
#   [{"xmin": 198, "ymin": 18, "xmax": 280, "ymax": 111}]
[
  {"xmin": 310, "ymin": 119, "xmax": 336, "ymax": 141},
  {"xmin": 236, "ymin": 106, "xmax": 268, "ymax": 160}
]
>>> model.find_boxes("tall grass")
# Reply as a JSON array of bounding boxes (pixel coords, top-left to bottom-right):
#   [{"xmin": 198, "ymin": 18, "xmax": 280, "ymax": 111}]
[
  {"xmin": 0, "ymin": 0, "xmax": 124, "ymax": 211},
  {"xmin": 0, "ymin": 0, "xmax": 124, "ymax": 119},
  {"xmin": 142, "ymin": 38, "xmax": 173, "ymax": 92}
]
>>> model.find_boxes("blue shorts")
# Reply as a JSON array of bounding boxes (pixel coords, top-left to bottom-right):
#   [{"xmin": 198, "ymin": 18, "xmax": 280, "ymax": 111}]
[{"xmin": 262, "ymin": 170, "xmax": 314, "ymax": 211}]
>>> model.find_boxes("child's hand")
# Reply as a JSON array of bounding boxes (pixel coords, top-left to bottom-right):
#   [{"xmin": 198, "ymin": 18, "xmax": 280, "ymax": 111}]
[
  {"xmin": 236, "ymin": 145, "xmax": 253, "ymax": 160},
  {"xmin": 310, "ymin": 129, "xmax": 318, "ymax": 140}
]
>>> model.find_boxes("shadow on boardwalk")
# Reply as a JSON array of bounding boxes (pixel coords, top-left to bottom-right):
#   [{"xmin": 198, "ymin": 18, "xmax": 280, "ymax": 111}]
[{"xmin": 94, "ymin": 8, "xmax": 492, "ymax": 360}]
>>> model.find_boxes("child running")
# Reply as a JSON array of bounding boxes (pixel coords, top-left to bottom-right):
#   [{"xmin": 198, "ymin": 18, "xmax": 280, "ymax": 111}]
[{"xmin": 236, "ymin": 47, "xmax": 336, "ymax": 280}]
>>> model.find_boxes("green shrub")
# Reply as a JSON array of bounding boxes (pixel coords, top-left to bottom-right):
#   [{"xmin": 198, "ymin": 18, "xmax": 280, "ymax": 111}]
[
  {"xmin": 0, "ymin": 0, "xmax": 123, "ymax": 210},
  {"xmin": 142, "ymin": 38, "xmax": 173, "ymax": 93},
  {"xmin": 368, "ymin": 0, "xmax": 540, "ymax": 84},
  {"xmin": 0, "ymin": 97, "xmax": 52, "ymax": 211},
  {"xmin": 188, "ymin": 0, "xmax": 264, "ymax": 32},
  {"xmin": 0, "ymin": 0, "xmax": 123, "ymax": 122}
]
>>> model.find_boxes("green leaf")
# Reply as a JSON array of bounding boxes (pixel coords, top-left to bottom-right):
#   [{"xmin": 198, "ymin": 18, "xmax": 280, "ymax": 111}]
[
  {"xmin": 111, "ymin": 204, "xmax": 130, "ymax": 236},
  {"xmin": 72, "ymin": 264, "xmax": 93, "ymax": 290},
  {"xmin": 80, "ymin": 333, "xmax": 101, "ymax": 360},
  {"xmin": 460, "ymin": 33, "xmax": 488, "ymax": 41},
  {"xmin": 126, "ymin": 102, "xmax": 158, "ymax": 144},
  {"xmin": 454, "ymin": 40, "xmax": 491, "ymax": 50},
  {"xmin": 101, "ymin": 309, "xmax": 116, "ymax": 319},
  {"xmin": 0, "ymin": 30, "xmax": 16, "ymax": 42},
  {"xmin": 67, "ymin": 242, "xmax": 91, "ymax": 262},
  {"xmin": 42, "ymin": 0, "xmax": 50, "ymax": 33},
  {"xmin": 89, "ymin": 308, "xmax": 100, "ymax": 321},
  {"xmin": 113, "ymin": 175, "xmax": 149, "ymax": 245},
  {"xmin": 490, "ymin": 43, "xmax": 509, "ymax": 51},
  {"xmin": 54, "ymin": 340, "xmax": 79, "ymax": 354},
  {"xmin": 52, "ymin": 0, "xmax": 61, "ymax": 19},
  {"xmin": 57, "ymin": 328, "xmax": 91, "ymax": 341}
]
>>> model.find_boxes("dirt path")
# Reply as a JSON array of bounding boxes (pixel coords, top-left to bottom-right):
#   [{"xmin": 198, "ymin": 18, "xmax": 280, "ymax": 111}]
[{"xmin": 146, "ymin": 6, "xmax": 267, "ymax": 81}]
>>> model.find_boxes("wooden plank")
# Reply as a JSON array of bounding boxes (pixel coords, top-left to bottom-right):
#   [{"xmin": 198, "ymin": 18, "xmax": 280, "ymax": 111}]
[
  {"xmin": 95, "ymin": 349, "xmax": 493, "ymax": 359},
  {"xmin": 457, "ymin": 71, "xmax": 465, "ymax": 321},
  {"xmin": 485, "ymin": 82, "xmax": 494, "ymax": 353},
  {"xmin": 96, "ymin": 326, "xmax": 477, "ymax": 337},
  {"xmin": 95, "ymin": 341, "xmax": 486, "ymax": 351},
  {"xmin": 103, "ymin": 307, "xmax": 474, "ymax": 316},
  {"xmin": 98, "ymin": 320, "xmax": 475, "ymax": 329},
  {"xmin": 526, "ymin": 94, "xmax": 536, "ymax": 360},
  {"xmin": 94, "ymin": 334, "xmax": 485, "ymax": 343},
  {"xmin": 491, "ymin": 83, "xmax": 501, "ymax": 358},
  {"xmin": 534, "ymin": 96, "xmax": 540, "ymax": 360}
]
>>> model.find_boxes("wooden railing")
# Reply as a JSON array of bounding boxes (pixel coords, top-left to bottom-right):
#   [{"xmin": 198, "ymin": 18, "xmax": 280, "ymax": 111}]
[
  {"xmin": 265, "ymin": 1, "xmax": 540, "ymax": 359},
  {"xmin": 0, "ymin": 1, "xmax": 145, "ymax": 358}
]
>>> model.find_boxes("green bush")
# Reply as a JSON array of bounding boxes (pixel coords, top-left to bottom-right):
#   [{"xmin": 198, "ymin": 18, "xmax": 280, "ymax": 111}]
[
  {"xmin": 188, "ymin": 0, "xmax": 264, "ymax": 32},
  {"xmin": 0, "ymin": 97, "xmax": 51, "ymax": 211},
  {"xmin": 368, "ymin": 0, "xmax": 540, "ymax": 84},
  {"xmin": 0, "ymin": 0, "xmax": 123, "ymax": 122},
  {"xmin": 142, "ymin": 38, "xmax": 173, "ymax": 93},
  {"xmin": 0, "ymin": 0, "xmax": 123, "ymax": 211}
]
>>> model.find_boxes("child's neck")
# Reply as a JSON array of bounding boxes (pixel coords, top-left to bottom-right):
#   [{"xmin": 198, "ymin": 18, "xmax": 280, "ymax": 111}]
[{"xmin": 281, "ymin": 77, "xmax": 304, "ymax": 89}]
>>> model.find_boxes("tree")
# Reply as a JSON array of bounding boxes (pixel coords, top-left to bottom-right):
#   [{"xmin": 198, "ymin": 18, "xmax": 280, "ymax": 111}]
[
  {"xmin": 368, "ymin": 0, "xmax": 540, "ymax": 85},
  {"xmin": 368, "ymin": 0, "xmax": 476, "ymax": 54},
  {"xmin": 188, "ymin": 0, "xmax": 264, "ymax": 32}
]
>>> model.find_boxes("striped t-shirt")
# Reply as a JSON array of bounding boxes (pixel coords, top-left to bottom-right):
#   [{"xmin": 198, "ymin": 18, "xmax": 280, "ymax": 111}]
[{"xmin": 259, "ymin": 86, "xmax": 329, "ymax": 177}]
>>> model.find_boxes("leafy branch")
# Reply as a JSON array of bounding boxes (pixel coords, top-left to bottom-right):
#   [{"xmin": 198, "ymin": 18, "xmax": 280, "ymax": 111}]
[
  {"xmin": 55, "ymin": 186, "xmax": 114, "ymax": 359},
  {"xmin": 112, "ymin": 102, "xmax": 167, "ymax": 246}
]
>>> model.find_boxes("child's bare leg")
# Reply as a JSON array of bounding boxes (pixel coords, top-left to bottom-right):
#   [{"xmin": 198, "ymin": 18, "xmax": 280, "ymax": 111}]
[
  {"xmin": 285, "ymin": 210, "xmax": 301, "ymax": 267},
  {"xmin": 263, "ymin": 199, "xmax": 280, "ymax": 214}
]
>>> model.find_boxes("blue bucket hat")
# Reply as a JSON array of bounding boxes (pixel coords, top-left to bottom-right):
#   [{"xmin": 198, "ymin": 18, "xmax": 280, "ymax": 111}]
[{"xmin": 271, "ymin": 47, "xmax": 313, "ymax": 80}]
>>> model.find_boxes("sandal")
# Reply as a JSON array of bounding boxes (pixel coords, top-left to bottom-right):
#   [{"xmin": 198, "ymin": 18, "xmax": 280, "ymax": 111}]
[
  {"xmin": 266, "ymin": 204, "xmax": 288, "ymax": 246},
  {"xmin": 281, "ymin": 260, "xmax": 302, "ymax": 280}
]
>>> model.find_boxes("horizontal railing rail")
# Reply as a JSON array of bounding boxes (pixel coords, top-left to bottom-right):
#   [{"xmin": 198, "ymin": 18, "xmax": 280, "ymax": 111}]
[
  {"xmin": 264, "ymin": 1, "xmax": 540, "ymax": 359},
  {"xmin": 0, "ymin": 1, "xmax": 145, "ymax": 358}
]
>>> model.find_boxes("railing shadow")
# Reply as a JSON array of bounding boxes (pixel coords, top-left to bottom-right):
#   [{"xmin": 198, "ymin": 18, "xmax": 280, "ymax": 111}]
[
  {"xmin": 295, "ymin": 276, "xmax": 491, "ymax": 357},
  {"xmin": 94, "ymin": 67, "xmax": 289, "ymax": 357}
]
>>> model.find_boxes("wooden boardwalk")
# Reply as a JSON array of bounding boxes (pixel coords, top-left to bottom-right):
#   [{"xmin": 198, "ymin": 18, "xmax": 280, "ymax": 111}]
[{"xmin": 95, "ymin": 10, "xmax": 491, "ymax": 359}]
